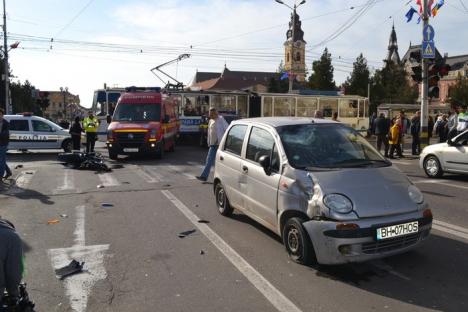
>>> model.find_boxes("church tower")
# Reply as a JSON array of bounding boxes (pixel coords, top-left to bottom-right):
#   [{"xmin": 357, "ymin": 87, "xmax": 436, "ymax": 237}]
[
  {"xmin": 284, "ymin": 10, "xmax": 306, "ymax": 82},
  {"xmin": 385, "ymin": 24, "xmax": 401, "ymax": 65}
]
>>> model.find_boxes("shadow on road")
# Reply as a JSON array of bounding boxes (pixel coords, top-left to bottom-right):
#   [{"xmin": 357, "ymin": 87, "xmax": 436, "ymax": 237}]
[{"xmin": 3, "ymin": 188, "xmax": 54, "ymax": 205}]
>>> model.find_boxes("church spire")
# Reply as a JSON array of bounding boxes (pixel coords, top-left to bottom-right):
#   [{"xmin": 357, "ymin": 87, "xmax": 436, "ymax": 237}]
[{"xmin": 385, "ymin": 24, "xmax": 400, "ymax": 65}]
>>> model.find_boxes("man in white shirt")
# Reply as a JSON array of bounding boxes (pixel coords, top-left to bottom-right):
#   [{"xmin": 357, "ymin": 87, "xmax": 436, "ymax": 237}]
[{"xmin": 196, "ymin": 108, "xmax": 228, "ymax": 182}]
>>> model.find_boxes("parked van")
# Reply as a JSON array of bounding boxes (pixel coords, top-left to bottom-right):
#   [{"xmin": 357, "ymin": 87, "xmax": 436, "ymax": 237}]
[
  {"xmin": 213, "ymin": 117, "xmax": 432, "ymax": 265},
  {"xmin": 106, "ymin": 87, "xmax": 179, "ymax": 159}
]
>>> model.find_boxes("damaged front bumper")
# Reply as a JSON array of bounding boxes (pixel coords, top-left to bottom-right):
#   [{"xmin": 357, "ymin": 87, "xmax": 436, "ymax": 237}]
[{"xmin": 302, "ymin": 211, "xmax": 432, "ymax": 265}]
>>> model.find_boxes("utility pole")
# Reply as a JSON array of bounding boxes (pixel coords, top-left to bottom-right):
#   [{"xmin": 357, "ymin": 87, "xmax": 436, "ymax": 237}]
[
  {"xmin": 420, "ymin": 0, "xmax": 430, "ymax": 148},
  {"xmin": 2, "ymin": 0, "xmax": 10, "ymax": 114}
]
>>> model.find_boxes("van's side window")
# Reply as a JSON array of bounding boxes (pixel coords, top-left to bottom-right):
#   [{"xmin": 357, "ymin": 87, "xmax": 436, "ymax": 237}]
[
  {"xmin": 9, "ymin": 120, "xmax": 29, "ymax": 131},
  {"xmin": 246, "ymin": 127, "xmax": 276, "ymax": 165},
  {"xmin": 224, "ymin": 125, "xmax": 248, "ymax": 156}
]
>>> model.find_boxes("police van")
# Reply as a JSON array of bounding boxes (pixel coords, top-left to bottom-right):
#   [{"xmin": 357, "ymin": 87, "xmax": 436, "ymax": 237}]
[{"xmin": 4, "ymin": 113, "xmax": 73, "ymax": 152}]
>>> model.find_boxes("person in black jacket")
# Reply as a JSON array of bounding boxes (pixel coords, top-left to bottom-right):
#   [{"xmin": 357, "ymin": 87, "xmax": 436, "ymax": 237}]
[
  {"xmin": 0, "ymin": 108, "xmax": 10, "ymax": 181},
  {"xmin": 410, "ymin": 111, "xmax": 421, "ymax": 155},
  {"xmin": 374, "ymin": 113, "xmax": 390, "ymax": 157},
  {"xmin": 69, "ymin": 116, "xmax": 83, "ymax": 151}
]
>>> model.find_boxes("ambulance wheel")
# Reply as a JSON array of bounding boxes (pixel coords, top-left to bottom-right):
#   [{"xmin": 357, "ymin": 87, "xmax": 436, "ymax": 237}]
[
  {"xmin": 108, "ymin": 150, "xmax": 118, "ymax": 160},
  {"xmin": 169, "ymin": 138, "xmax": 176, "ymax": 152},
  {"xmin": 155, "ymin": 140, "xmax": 165, "ymax": 159},
  {"xmin": 62, "ymin": 140, "xmax": 73, "ymax": 153}
]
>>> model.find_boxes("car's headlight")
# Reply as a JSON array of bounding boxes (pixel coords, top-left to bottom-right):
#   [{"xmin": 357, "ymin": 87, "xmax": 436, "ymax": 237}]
[
  {"xmin": 323, "ymin": 194, "xmax": 353, "ymax": 214},
  {"xmin": 408, "ymin": 185, "xmax": 424, "ymax": 204}
]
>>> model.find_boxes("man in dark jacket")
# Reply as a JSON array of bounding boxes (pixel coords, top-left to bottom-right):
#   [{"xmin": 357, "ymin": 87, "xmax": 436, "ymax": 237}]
[
  {"xmin": 410, "ymin": 111, "xmax": 421, "ymax": 155},
  {"xmin": 0, "ymin": 218, "xmax": 23, "ymax": 305},
  {"xmin": 374, "ymin": 113, "xmax": 390, "ymax": 157},
  {"xmin": 0, "ymin": 108, "xmax": 10, "ymax": 180}
]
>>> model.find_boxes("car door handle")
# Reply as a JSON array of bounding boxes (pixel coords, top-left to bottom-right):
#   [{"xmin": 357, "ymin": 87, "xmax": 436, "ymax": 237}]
[
  {"xmin": 220, "ymin": 155, "xmax": 224, "ymax": 161},
  {"xmin": 242, "ymin": 165, "xmax": 248, "ymax": 173}
]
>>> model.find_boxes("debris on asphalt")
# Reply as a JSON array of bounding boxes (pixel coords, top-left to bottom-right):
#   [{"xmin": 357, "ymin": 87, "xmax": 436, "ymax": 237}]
[
  {"xmin": 47, "ymin": 219, "xmax": 60, "ymax": 225},
  {"xmin": 97, "ymin": 184, "xmax": 104, "ymax": 189},
  {"xmin": 178, "ymin": 229, "xmax": 196, "ymax": 238},
  {"xmin": 101, "ymin": 203, "xmax": 114, "ymax": 208},
  {"xmin": 60, "ymin": 214, "xmax": 68, "ymax": 218},
  {"xmin": 194, "ymin": 204, "xmax": 199, "ymax": 207},
  {"xmin": 163, "ymin": 184, "xmax": 172, "ymax": 187},
  {"xmin": 25, "ymin": 171, "xmax": 34, "ymax": 175},
  {"xmin": 55, "ymin": 260, "xmax": 85, "ymax": 280},
  {"xmin": 15, "ymin": 164, "xmax": 23, "ymax": 169},
  {"xmin": 200, "ymin": 250, "xmax": 205, "ymax": 255},
  {"xmin": 197, "ymin": 219, "xmax": 210, "ymax": 224}
]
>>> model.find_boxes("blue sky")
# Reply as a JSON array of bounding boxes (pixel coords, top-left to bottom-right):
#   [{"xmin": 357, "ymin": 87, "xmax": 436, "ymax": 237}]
[{"xmin": 6, "ymin": 0, "xmax": 468, "ymax": 108}]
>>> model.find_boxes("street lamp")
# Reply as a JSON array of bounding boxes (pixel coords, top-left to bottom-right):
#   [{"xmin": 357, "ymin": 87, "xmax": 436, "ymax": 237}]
[
  {"xmin": 275, "ymin": 0, "xmax": 306, "ymax": 93},
  {"xmin": 60, "ymin": 86, "xmax": 68, "ymax": 120}
]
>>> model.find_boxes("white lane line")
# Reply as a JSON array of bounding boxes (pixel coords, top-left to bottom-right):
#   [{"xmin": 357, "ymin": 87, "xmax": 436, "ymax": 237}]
[
  {"xmin": 134, "ymin": 166, "xmax": 160, "ymax": 183},
  {"xmin": 161, "ymin": 190, "xmax": 302, "ymax": 312},
  {"xmin": 55, "ymin": 169, "xmax": 77, "ymax": 194},
  {"xmin": 97, "ymin": 173, "xmax": 119, "ymax": 187},
  {"xmin": 413, "ymin": 179, "xmax": 468, "ymax": 190},
  {"xmin": 145, "ymin": 167, "xmax": 165, "ymax": 181},
  {"xmin": 434, "ymin": 220, "xmax": 468, "ymax": 235},
  {"xmin": 432, "ymin": 220, "xmax": 468, "ymax": 241},
  {"xmin": 166, "ymin": 165, "xmax": 196, "ymax": 180},
  {"xmin": 48, "ymin": 205, "xmax": 110, "ymax": 312},
  {"xmin": 372, "ymin": 262, "xmax": 411, "ymax": 281}
]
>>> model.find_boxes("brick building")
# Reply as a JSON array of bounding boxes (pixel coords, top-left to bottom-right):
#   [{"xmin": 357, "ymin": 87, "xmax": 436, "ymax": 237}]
[{"xmin": 43, "ymin": 90, "xmax": 86, "ymax": 122}]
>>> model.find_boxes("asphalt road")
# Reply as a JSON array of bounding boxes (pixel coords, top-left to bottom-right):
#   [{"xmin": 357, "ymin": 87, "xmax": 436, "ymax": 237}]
[{"xmin": 1, "ymin": 143, "xmax": 468, "ymax": 312}]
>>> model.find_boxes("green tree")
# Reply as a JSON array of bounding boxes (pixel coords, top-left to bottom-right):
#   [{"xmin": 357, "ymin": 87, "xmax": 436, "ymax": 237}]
[
  {"xmin": 344, "ymin": 53, "xmax": 370, "ymax": 96},
  {"xmin": 449, "ymin": 74, "xmax": 468, "ymax": 105},
  {"xmin": 10, "ymin": 80, "xmax": 39, "ymax": 114},
  {"xmin": 308, "ymin": 48, "xmax": 336, "ymax": 90},
  {"xmin": 370, "ymin": 62, "xmax": 418, "ymax": 112}
]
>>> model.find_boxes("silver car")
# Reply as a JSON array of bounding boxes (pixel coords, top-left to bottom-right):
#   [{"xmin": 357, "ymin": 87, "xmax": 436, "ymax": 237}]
[
  {"xmin": 213, "ymin": 117, "xmax": 432, "ymax": 265},
  {"xmin": 4, "ymin": 114, "xmax": 73, "ymax": 152},
  {"xmin": 420, "ymin": 129, "xmax": 468, "ymax": 178}
]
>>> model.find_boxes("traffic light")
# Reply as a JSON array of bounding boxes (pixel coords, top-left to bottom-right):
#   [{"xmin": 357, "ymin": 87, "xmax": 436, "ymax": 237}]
[
  {"xmin": 409, "ymin": 50, "xmax": 422, "ymax": 83},
  {"xmin": 427, "ymin": 60, "xmax": 451, "ymax": 99}
]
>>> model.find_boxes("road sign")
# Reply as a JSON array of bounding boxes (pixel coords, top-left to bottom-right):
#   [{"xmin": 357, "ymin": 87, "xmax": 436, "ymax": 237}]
[
  {"xmin": 423, "ymin": 25, "xmax": 435, "ymax": 42},
  {"xmin": 422, "ymin": 41, "xmax": 435, "ymax": 59}
]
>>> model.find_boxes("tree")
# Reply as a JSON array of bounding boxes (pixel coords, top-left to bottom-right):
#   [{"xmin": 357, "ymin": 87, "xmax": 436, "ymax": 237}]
[
  {"xmin": 344, "ymin": 53, "xmax": 370, "ymax": 97},
  {"xmin": 449, "ymin": 74, "xmax": 468, "ymax": 105},
  {"xmin": 369, "ymin": 62, "xmax": 418, "ymax": 112},
  {"xmin": 10, "ymin": 80, "xmax": 39, "ymax": 114},
  {"xmin": 308, "ymin": 48, "xmax": 336, "ymax": 90},
  {"xmin": 267, "ymin": 61, "xmax": 289, "ymax": 93}
]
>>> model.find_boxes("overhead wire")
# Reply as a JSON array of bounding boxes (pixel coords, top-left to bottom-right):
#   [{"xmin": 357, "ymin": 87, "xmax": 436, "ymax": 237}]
[{"xmin": 53, "ymin": 0, "xmax": 97, "ymax": 39}]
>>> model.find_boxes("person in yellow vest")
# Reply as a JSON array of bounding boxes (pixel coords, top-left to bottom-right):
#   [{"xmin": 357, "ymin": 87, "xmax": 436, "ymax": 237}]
[
  {"xmin": 83, "ymin": 111, "xmax": 99, "ymax": 153},
  {"xmin": 388, "ymin": 118, "xmax": 402, "ymax": 159}
]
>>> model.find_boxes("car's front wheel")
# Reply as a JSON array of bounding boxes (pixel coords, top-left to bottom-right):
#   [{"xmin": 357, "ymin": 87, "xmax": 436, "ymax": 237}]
[
  {"xmin": 214, "ymin": 182, "xmax": 233, "ymax": 216},
  {"xmin": 424, "ymin": 155, "xmax": 443, "ymax": 178},
  {"xmin": 282, "ymin": 217, "xmax": 316, "ymax": 265},
  {"xmin": 62, "ymin": 139, "xmax": 73, "ymax": 153}
]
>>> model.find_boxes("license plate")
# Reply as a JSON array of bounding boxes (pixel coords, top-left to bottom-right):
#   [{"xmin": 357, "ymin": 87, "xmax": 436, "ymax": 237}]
[
  {"xmin": 123, "ymin": 148, "xmax": 139, "ymax": 153},
  {"xmin": 376, "ymin": 221, "xmax": 418, "ymax": 240}
]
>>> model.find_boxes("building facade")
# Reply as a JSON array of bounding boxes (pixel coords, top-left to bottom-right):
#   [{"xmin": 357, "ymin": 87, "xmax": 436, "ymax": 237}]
[{"xmin": 43, "ymin": 90, "xmax": 85, "ymax": 122}]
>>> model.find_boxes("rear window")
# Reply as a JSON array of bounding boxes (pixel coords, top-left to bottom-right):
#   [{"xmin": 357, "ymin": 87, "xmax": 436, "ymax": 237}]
[
  {"xmin": 224, "ymin": 125, "xmax": 248, "ymax": 156},
  {"xmin": 9, "ymin": 119, "xmax": 29, "ymax": 131},
  {"xmin": 113, "ymin": 103, "xmax": 161, "ymax": 122}
]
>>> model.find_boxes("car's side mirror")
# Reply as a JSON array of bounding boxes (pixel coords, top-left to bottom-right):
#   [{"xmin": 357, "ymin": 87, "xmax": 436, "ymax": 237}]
[
  {"xmin": 258, "ymin": 155, "xmax": 272, "ymax": 176},
  {"xmin": 106, "ymin": 115, "xmax": 112, "ymax": 124}
]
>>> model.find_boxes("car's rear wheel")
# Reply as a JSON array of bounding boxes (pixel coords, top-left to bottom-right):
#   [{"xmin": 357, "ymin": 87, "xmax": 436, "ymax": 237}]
[
  {"xmin": 424, "ymin": 155, "xmax": 443, "ymax": 178},
  {"xmin": 282, "ymin": 217, "xmax": 316, "ymax": 265},
  {"xmin": 214, "ymin": 182, "xmax": 233, "ymax": 216},
  {"xmin": 62, "ymin": 140, "xmax": 73, "ymax": 153}
]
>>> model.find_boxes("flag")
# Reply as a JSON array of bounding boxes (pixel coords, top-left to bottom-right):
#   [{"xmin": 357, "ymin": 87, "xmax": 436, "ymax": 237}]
[
  {"xmin": 432, "ymin": 0, "xmax": 444, "ymax": 16},
  {"xmin": 280, "ymin": 72, "xmax": 289, "ymax": 80},
  {"xmin": 428, "ymin": 0, "xmax": 434, "ymax": 16},
  {"xmin": 415, "ymin": 0, "xmax": 423, "ymax": 13},
  {"xmin": 405, "ymin": 7, "xmax": 418, "ymax": 22}
]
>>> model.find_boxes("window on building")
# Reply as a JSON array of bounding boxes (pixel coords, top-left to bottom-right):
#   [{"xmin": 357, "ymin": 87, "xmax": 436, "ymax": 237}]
[
  {"xmin": 286, "ymin": 53, "xmax": 290, "ymax": 63},
  {"xmin": 295, "ymin": 52, "xmax": 301, "ymax": 62}
]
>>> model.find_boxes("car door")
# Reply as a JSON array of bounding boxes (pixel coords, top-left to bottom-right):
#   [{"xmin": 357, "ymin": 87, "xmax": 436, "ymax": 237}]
[
  {"xmin": 31, "ymin": 119, "xmax": 60, "ymax": 149},
  {"xmin": 7, "ymin": 118, "xmax": 31, "ymax": 150},
  {"xmin": 241, "ymin": 126, "xmax": 281, "ymax": 228},
  {"xmin": 443, "ymin": 131, "xmax": 468, "ymax": 173},
  {"xmin": 216, "ymin": 124, "xmax": 249, "ymax": 210}
]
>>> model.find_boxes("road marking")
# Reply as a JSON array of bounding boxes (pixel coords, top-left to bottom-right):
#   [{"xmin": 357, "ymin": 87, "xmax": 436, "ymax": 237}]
[
  {"xmin": 166, "ymin": 165, "xmax": 196, "ymax": 180},
  {"xmin": 97, "ymin": 172, "xmax": 119, "ymax": 187},
  {"xmin": 145, "ymin": 167, "xmax": 165, "ymax": 181},
  {"xmin": 187, "ymin": 161, "xmax": 204, "ymax": 170},
  {"xmin": 161, "ymin": 190, "xmax": 302, "ymax": 312},
  {"xmin": 55, "ymin": 169, "xmax": 77, "ymax": 194},
  {"xmin": 414, "ymin": 179, "xmax": 468, "ymax": 190},
  {"xmin": 9, "ymin": 170, "xmax": 36, "ymax": 194},
  {"xmin": 390, "ymin": 160, "xmax": 413, "ymax": 166},
  {"xmin": 48, "ymin": 205, "xmax": 110, "ymax": 312},
  {"xmin": 131, "ymin": 165, "xmax": 160, "ymax": 183},
  {"xmin": 433, "ymin": 219, "xmax": 468, "ymax": 241}
]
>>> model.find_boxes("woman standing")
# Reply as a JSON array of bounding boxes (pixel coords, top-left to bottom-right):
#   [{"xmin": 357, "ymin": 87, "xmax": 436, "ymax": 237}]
[
  {"xmin": 388, "ymin": 118, "xmax": 402, "ymax": 159},
  {"xmin": 69, "ymin": 116, "xmax": 83, "ymax": 151}
]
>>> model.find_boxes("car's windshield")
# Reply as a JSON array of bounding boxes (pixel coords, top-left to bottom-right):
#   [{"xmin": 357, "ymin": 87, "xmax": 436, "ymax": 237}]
[
  {"xmin": 113, "ymin": 103, "xmax": 161, "ymax": 122},
  {"xmin": 277, "ymin": 124, "xmax": 389, "ymax": 169}
]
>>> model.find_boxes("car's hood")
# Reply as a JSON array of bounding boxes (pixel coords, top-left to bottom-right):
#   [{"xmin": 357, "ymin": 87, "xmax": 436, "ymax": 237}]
[
  {"xmin": 312, "ymin": 166, "xmax": 418, "ymax": 218},
  {"xmin": 108, "ymin": 121, "xmax": 160, "ymax": 131}
]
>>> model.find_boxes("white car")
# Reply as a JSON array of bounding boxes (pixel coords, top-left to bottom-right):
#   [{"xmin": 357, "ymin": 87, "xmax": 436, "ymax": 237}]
[
  {"xmin": 420, "ymin": 130, "xmax": 468, "ymax": 178},
  {"xmin": 4, "ymin": 114, "xmax": 73, "ymax": 152}
]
